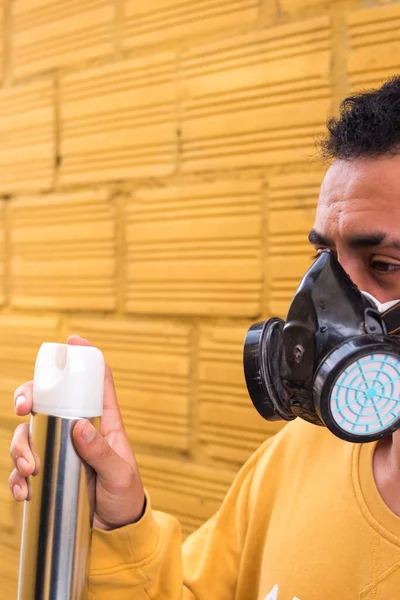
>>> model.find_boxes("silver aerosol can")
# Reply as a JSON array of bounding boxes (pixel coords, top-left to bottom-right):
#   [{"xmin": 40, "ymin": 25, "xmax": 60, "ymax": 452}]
[{"xmin": 17, "ymin": 343, "xmax": 105, "ymax": 600}]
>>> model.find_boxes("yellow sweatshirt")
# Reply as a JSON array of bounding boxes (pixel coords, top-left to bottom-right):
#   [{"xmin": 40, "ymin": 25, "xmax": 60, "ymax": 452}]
[{"xmin": 88, "ymin": 418, "xmax": 400, "ymax": 600}]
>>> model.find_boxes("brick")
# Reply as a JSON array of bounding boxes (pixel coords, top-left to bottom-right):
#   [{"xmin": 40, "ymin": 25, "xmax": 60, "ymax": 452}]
[
  {"xmin": 0, "ymin": 201, "xmax": 6, "ymax": 306},
  {"xmin": 0, "ymin": 80, "xmax": 54, "ymax": 193},
  {"xmin": 125, "ymin": 180, "xmax": 262, "ymax": 317},
  {"xmin": 124, "ymin": 0, "xmax": 258, "ymax": 50},
  {"xmin": 278, "ymin": 0, "xmax": 330, "ymax": 15},
  {"xmin": 348, "ymin": 4, "xmax": 400, "ymax": 91},
  {"xmin": 181, "ymin": 17, "xmax": 331, "ymax": 172},
  {"xmin": 0, "ymin": 315, "xmax": 60, "ymax": 418},
  {"xmin": 66, "ymin": 317, "xmax": 191, "ymax": 451},
  {"xmin": 138, "ymin": 453, "xmax": 236, "ymax": 536},
  {"xmin": 268, "ymin": 171, "xmax": 323, "ymax": 317},
  {"xmin": 199, "ymin": 323, "xmax": 283, "ymax": 464},
  {"xmin": 0, "ymin": 0, "xmax": 4, "ymax": 82},
  {"xmin": 12, "ymin": 0, "xmax": 114, "ymax": 78},
  {"xmin": 0, "ymin": 314, "xmax": 60, "ymax": 374},
  {"xmin": 0, "ymin": 543, "xmax": 19, "ymax": 598},
  {"xmin": 9, "ymin": 191, "xmax": 116, "ymax": 310},
  {"xmin": 60, "ymin": 54, "xmax": 177, "ymax": 184}
]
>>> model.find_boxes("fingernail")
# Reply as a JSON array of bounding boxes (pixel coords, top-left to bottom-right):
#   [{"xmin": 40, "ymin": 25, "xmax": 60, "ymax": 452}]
[
  {"xmin": 81, "ymin": 421, "xmax": 96, "ymax": 443},
  {"xmin": 13, "ymin": 484, "xmax": 22, "ymax": 498},
  {"xmin": 17, "ymin": 457, "xmax": 29, "ymax": 472},
  {"xmin": 15, "ymin": 395, "xmax": 26, "ymax": 411}
]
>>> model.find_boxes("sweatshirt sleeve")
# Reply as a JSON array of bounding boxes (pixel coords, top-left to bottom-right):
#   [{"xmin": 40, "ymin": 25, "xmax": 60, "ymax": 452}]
[{"xmin": 88, "ymin": 437, "xmax": 275, "ymax": 600}]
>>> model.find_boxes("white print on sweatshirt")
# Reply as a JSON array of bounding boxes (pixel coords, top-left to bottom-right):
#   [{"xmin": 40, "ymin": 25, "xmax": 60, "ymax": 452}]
[{"xmin": 264, "ymin": 584, "xmax": 301, "ymax": 600}]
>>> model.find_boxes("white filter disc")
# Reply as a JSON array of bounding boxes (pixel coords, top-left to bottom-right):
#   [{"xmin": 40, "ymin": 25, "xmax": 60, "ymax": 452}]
[
  {"xmin": 330, "ymin": 353, "xmax": 400, "ymax": 436},
  {"xmin": 33, "ymin": 343, "xmax": 105, "ymax": 418}
]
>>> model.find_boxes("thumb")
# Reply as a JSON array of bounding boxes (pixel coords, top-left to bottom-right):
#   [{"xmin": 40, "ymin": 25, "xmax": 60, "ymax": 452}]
[{"xmin": 72, "ymin": 420, "xmax": 131, "ymax": 488}]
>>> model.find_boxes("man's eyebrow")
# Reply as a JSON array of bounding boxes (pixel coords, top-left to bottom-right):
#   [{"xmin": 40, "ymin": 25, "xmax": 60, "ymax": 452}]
[
  {"xmin": 347, "ymin": 232, "xmax": 400, "ymax": 250},
  {"xmin": 308, "ymin": 229, "xmax": 400, "ymax": 251},
  {"xmin": 347, "ymin": 233, "xmax": 386, "ymax": 248},
  {"xmin": 308, "ymin": 229, "xmax": 332, "ymax": 246}
]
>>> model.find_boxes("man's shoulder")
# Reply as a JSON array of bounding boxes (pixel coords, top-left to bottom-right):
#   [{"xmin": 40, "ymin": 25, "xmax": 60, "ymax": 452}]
[
  {"xmin": 245, "ymin": 418, "xmax": 352, "ymax": 506},
  {"xmin": 252, "ymin": 418, "xmax": 347, "ymax": 475}
]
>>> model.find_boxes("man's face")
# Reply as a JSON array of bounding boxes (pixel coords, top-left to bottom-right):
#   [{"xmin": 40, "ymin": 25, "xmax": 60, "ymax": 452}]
[{"xmin": 311, "ymin": 156, "xmax": 400, "ymax": 303}]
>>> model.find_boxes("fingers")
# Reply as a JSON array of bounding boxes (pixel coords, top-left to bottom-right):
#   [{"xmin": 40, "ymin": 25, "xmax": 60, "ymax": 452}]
[
  {"xmin": 10, "ymin": 422, "xmax": 37, "ymax": 477},
  {"xmin": 72, "ymin": 420, "xmax": 132, "ymax": 487},
  {"xmin": 72, "ymin": 419, "xmax": 145, "ymax": 526},
  {"xmin": 67, "ymin": 334, "xmax": 92, "ymax": 347},
  {"xmin": 14, "ymin": 381, "xmax": 33, "ymax": 416},
  {"xmin": 9, "ymin": 422, "xmax": 35, "ymax": 503},
  {"xmin": 9, "ymin": 469, "xmax": 30, "ymax": 502}
]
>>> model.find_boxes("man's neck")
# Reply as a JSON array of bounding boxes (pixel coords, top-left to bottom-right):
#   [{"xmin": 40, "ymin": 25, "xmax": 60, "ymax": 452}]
[{"xmin": 373, "ymin": 430, "xmax": 400, "ymax": 517}]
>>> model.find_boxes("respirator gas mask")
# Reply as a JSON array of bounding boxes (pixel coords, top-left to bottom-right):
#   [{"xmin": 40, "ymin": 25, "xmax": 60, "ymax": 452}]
[{"xmin": 243, "ymin": 250, "xmax": 400, "ymax": 443}]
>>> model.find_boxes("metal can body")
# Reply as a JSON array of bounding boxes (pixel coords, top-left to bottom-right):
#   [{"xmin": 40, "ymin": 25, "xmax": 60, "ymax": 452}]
[{"xmin": 18, "ymin": 414, "xmax": 97, "ymax": 600}]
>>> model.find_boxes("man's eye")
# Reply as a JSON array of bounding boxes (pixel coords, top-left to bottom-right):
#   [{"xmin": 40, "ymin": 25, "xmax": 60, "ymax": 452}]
[{"xmin": 371, "ymin": 261, "xmax": 400, "ymax": 273}]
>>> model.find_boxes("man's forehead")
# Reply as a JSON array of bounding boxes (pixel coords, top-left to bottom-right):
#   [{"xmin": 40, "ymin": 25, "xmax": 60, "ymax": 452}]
[
  {"xmin": 313, "ymin": 157, "xmax": 400, "ymax": 246},
  {"xmin": 315, "ymin": 157, "xmax": 400, "ymax": 233},
  {"xmin": 319, "ymin": 156, "xmax": 400, "ymax": 204}
]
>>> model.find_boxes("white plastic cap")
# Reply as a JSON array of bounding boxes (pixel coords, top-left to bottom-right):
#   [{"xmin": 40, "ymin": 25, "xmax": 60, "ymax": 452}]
[{"xmin": 33, "ymin": 343, "xmax": 105, "ymax": 418}]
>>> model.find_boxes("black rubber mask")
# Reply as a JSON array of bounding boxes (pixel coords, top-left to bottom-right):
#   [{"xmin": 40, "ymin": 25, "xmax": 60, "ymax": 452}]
[{"xmin": 243, "ymin": 250, "xmax": 400, "ymax": 443}]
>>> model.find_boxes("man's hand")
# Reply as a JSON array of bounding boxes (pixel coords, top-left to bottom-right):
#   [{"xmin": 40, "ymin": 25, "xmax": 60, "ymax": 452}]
[{"xmin": 8, "ymin": 335, "xmax": 146, "ymax": 531}]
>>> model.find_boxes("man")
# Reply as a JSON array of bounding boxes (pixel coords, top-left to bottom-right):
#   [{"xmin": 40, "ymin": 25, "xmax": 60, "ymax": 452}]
[{"xmin": 9, "ymin": 77, "xmax": 400, "ymax": 599}]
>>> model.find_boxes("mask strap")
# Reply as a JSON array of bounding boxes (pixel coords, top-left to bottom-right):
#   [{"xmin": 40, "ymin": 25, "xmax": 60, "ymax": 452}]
[{"xmin": 381, "ymin": 301, "xmax": 400, "ymax": 335}]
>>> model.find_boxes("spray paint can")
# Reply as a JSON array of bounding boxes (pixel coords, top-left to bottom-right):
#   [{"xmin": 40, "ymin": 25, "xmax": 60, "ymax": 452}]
[{"xmin": 17, "ymin": 343, "xmax": 105, "ymax": 600}]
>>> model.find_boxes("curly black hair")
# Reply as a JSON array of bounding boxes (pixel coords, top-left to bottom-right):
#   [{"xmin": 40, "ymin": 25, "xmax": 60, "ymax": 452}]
[{"xmin": 321, "ymin": 76, "xmax": 400, "ymax": 160}]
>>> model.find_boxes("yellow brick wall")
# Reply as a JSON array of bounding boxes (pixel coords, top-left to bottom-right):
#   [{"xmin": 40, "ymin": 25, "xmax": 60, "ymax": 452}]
[{"xmin": 0, "ymin": 0, "xmax": 399, "ymax": 594}]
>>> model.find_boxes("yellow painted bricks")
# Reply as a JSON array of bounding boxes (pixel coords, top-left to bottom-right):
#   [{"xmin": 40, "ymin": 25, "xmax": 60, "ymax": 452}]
[
  {"xmin": 125, "ymin": 181, "xmax": 262, "ymax": 316},
  {"xmin": 1, "ymin": 0, "xmax": 400, "ymax": 593}
]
